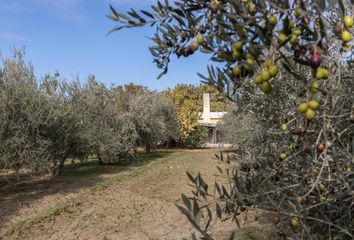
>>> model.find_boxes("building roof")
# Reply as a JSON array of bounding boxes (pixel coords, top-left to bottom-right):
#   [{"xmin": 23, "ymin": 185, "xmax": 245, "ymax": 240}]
[{"xmin": 198, "ymin": 122, "xmax": 217, "ymax": 127}]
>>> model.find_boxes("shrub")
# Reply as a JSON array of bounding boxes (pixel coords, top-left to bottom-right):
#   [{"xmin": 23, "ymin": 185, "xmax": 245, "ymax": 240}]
[{"xmin": 186, "ymin": 125, "xmax": 209, "ymax": 147}]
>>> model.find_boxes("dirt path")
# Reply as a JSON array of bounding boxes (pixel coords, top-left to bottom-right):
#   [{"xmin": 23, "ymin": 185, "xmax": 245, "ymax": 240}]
[{"xmin": 0, "ymin": 149, "xmax": 273, "ymax": 240}]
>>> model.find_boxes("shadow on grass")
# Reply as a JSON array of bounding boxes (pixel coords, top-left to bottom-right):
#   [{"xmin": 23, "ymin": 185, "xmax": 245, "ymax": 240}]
[
  {"xmin": 61, "ymin": 151, "xmax": 171, "ymax": 179},
  {"xmin": 0, "ymin": 151, "xmax": 173, "ymax": 228}
]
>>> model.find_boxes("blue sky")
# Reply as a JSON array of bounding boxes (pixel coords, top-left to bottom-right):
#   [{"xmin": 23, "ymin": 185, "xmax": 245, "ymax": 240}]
[{"xmin": 0, "ymin": 0, "xmax": 211, "ymax": 91}]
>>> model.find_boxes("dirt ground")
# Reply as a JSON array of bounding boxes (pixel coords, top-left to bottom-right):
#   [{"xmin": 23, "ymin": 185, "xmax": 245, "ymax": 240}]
[{"xmin": 0, "ymin": 149, "xmax": 274, "ymax": 240}]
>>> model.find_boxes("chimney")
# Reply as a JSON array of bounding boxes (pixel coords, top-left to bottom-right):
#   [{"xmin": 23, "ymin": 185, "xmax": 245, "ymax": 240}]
[{"xmin": 202, "ymin": 93, "xmax": 211, "ymax": 123}]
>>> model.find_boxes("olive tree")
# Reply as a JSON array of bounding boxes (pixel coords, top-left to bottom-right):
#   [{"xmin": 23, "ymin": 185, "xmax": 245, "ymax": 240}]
[
  {"xmin": 125, "ymin": 91, "xmax": 180, "ymax": 152},
  {"xmin": 0, "ymin": 50, "xmax": 49, "ymax": 178},
  {"xmin": 71, "ymin": 76, "xmax": 139, "ymax": 164},
  {"xmin": 38, "ymin": 74, "xmax": 89, "ymax": 175},
  {"xmin": 109, "ymin": 0, "xmax": 354, "ymax": 239},
  {"xmin": 0, "ymin": 50, "xmax": 86, "ymax": 177}
]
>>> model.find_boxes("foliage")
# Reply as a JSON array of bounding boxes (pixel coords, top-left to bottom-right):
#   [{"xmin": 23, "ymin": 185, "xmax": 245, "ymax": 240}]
[
  {"xmin": 69, "ymin": 77, "xmax": 140, "ymax": 164},
  {"xmin": 0, "ymin": 50, "xmax": 85, "ymax": 177},
  {"xmin": 125, "ymin": 91, "xmax": 180, "ymax": 152},
  {"xmin": 186, "ymin": 125, "xmax": 209, "ymax": 147},
  {"xmin": 217, "ymin": 105, "xmax": 262, "ymax": 150},
  {"xmin": 0, "ymin": 50, "xmax": 180, "ymax": 179},
  {"xmin": 164, "ymin": 84, "xmax": 229, "ymax": 141},
  {"xmin": 109, "ymin": 0, "xmax": 354, "ymax": 239}
]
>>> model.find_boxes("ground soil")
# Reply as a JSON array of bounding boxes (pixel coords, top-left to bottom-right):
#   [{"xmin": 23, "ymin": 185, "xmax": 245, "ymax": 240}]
[{"xmin": 0, "ymin": 149, "xmax": 274, "ymax": 240}]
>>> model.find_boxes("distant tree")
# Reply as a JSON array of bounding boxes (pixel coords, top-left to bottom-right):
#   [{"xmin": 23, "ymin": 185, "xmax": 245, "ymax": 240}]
[
  {"xmin": 124, "ymin": 91, "xmax": 179, "ymax": 152},
  {"xmin": 164, "ymin": 84, "xmax": 229, "ymax": 142},
  {"xmin": 71, "ymin": 76, "xmax": 139, "ymax": 164}
]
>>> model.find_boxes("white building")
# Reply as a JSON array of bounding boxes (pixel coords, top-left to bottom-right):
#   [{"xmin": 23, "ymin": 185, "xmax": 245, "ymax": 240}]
[{"xmin": 198, "ymin": 93, "xmax": 227, "ymax": 144}]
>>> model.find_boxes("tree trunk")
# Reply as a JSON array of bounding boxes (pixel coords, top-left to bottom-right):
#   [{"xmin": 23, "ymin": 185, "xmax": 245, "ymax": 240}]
[
  {"xmin": 97, "ymin": 152, "xmax": 104, "ymax": 165},
  {"xmin": 15, "ymin": 170, "xmax": 20, "ymax": 182},
  {"xmin": 52, "ymin": 158, "xmax": 66, "ymax": 176},
  {"xmin": 146, "ymin": 144, "xmax": 151, "ymax": 153}
]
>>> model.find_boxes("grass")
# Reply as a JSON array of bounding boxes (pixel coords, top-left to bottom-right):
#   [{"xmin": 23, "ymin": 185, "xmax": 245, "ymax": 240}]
[
  {"xmin": 241, "ymin": 227, "xmax": 258, "ymax": 240},
  {"xmin": 61, "ymin": 152, "xmax": 171, "ymax": 180},
  {"xmin": 71, "ymin": 214, "xmax": 100, "ymax": 231},
  {"xmin": 89, "ymin": 174, "xmax": 124, "ymax": 192},
  {"xmin": 89, "ymin": 165, "xmax": 145, "ymax": 192},
  {"xmin": 5, "ymin": 149, "xmax": 228, "ymax": 239},
  {"xmin": 7, "ymin": 151, "xmax": 174, "ymax": 236},
  {"xmin": 62, "ymin": 152, "xmax": 172, "ymax": 192},
  {"xmin": 0, "ymin": 194, "xmax": 11, "ymax": 202},
  {"xmin": 8, "ymin": 202, "xmax": 70, "ymax": 235},
  {"xmin": 42, "ymin": 202, "xmax": 69, "ymax": 221},
  {"xmin": 60, "ymin": 161, "xmax": 127, "ymax": 180}
]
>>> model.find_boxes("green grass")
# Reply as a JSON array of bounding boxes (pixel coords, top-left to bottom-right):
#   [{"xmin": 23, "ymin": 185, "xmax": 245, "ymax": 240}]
[
  {"xmin": 89, "ymin": 176, "xmax": 123, "ymax": 192},
  {"xmin": 241, "ymin": 228, "xmax": 257, "ymax": 240},
  {"xmin": 61, "ymin": 152, "xmax": 171, "ymax": 180},
  {"xmin": 238, "ymin": 225, "xmax": 270, "ymax": 240},
  {"xmin": 62, "ymin": 151, "xmax": 172, "ymax": 192},
  {"xmin": 60, "ymin": 161, "xmax": 127, "ymax": 180},
  {"xmin": 89, "ymin": 166, "xmax": 144, "ymax": 192},
  {"xmin": 8, "ymin": 202, "xmax": 70, "ymax": 236},
  {"xmin": 42, "ymin": 202, "xmax": 69, "ymax": 221}
]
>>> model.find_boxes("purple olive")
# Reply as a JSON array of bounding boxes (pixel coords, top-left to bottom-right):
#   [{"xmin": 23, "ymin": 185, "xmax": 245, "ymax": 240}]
[{"xmin": 310, "ymin": 54, "xmax": 321, "ymax": 69}]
